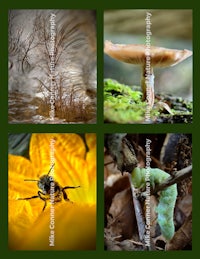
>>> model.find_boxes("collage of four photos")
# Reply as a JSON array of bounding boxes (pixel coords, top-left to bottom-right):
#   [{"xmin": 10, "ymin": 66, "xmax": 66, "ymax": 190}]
[{"xmin": 8, "ymin": 9, "xmax": 192, "ymax": 251}]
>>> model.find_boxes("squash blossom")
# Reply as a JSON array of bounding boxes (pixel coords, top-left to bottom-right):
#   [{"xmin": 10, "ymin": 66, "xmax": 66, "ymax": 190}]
[{"xmin": 8, "ymin": 133, "xmax": 96, "ymax": 250}]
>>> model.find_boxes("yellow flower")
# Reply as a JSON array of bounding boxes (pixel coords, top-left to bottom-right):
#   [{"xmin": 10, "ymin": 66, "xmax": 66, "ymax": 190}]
[{"xmin": 8, "ymin": 133, "xmax": 96, "ymax": 250}]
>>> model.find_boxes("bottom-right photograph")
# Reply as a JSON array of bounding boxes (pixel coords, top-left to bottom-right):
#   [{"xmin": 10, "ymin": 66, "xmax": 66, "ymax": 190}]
[{"xmin": 104, "ymin": 133, "xmax": 192, "ymax": 251}]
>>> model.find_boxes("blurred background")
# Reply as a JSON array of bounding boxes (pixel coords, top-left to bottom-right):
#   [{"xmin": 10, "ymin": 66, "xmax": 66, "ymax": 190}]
[{"xmin": 104, "ymin": 9, "xmax": 192, "ymax": 100}]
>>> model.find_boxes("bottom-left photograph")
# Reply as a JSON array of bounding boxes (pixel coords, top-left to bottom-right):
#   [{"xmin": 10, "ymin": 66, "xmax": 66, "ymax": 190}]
[{"xmin": 8, "ymin": 133, "xmax": 96, "ymax": 250}]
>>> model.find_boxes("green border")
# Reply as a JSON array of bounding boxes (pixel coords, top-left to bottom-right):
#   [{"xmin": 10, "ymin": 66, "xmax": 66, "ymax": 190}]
[{"xmin": 1, "ymin": 0, "xmax": 200, "ymax": 258}]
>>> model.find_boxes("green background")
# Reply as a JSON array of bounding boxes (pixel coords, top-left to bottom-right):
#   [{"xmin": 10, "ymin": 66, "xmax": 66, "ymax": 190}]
[{"xmin": 1, "ymin": 0, "xmax": 199, "ymax": 257}]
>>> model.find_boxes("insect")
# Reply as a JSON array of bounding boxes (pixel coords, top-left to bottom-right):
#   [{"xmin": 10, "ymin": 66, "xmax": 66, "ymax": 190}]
[
  {"xmin": 18, "ymin": 164, "xmax": 80, "ymax": 211},
  {"xmin": 132, "ymin": 167, "xmax": 177, "ymax": 240}
]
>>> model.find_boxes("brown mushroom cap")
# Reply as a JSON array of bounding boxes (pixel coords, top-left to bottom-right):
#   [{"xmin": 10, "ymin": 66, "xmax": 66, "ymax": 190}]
[{"xmin": 104, "ymin": 40, "xmax": 192, "ymax": 68}]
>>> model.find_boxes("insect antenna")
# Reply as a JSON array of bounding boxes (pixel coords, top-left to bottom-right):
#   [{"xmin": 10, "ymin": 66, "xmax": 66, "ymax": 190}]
[
  {"xmin": 23, "ymin": 163, "xmax": 55, "ymax": 181},
  {"xmin": 47, "ymin": 163, "xmax": 55, "ymax": 176}
]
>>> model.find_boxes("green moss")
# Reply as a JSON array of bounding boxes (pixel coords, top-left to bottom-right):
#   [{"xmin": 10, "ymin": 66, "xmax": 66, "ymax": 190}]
[
  {"xmin": 104, "ymin": 79, "xmax": 193, "ymax": 124},
  {"xmin": 104, "ymin": 79, "xmax": 158, "ymax": 123}
]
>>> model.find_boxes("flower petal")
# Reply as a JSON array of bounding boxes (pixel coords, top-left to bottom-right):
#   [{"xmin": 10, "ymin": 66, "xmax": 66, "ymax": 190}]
[
  {"xmin": 30, "ymin": 134, "xmax": 86, "ymax": 178},
  {"xmin": 9, "ymin": 134, "xmax": 96, "ymax": 250},
  {"xmin": 14, "ymin": 203, "xmax": 96, "ymax": 250},
  {"xmin": 8, "ymin": 154, "xmax": 44, "ymax": 245}
]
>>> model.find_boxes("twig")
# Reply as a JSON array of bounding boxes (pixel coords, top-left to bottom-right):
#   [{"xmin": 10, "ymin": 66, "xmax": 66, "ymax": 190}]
[
  {"xmin": 33, "ymin": 77, "xmax": 50, "ymax": 92},
  {"xmin": 128, "ymin": 239, "xmax": 144, "ymax": 246},
  {"xmin": 127, "ymin": 174, "xmax": 156, "ymax": 251},
  {"xmin": 128, "ymin": 175, "xmax": 146, "ymax": 241},
  {"xmin": 153, "ymin": 165, "xmax": 192, "ymax": 194}
]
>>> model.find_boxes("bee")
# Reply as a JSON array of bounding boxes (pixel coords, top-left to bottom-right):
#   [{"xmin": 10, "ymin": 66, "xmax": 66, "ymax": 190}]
[{"xmin": 18, "ymin": 164, "xmax": 80, "ymax": 211}]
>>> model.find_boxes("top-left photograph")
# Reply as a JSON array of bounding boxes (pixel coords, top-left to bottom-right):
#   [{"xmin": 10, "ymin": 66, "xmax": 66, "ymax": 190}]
[{"xmin": 8, "ymin": 10, "xmax": 96, "ymax": 124}]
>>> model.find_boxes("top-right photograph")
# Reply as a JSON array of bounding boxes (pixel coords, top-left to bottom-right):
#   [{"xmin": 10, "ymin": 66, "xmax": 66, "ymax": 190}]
[{"xmin": 104, "ymin": 9, "xmax": 193, "ymax": 124}]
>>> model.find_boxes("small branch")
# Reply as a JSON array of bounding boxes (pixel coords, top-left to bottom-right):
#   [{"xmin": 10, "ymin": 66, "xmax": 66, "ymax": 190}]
[
  {"xmin": 129, "ymin": 177, "xmax": 146, "ymax": 243},
  {"xmin": 128, "ymin": 174, "xmax": 156, "ymax": 251},
  {"xmin": 153, "ymin": 165, "xmax": 192, "ymax": 194},
  {"xmin": 33, "ymin": 77, "xmax": 50, "ymax": 92},
  {"xmin": 128, "ymin": 239, "xmax": 144, "ymax": 246}
]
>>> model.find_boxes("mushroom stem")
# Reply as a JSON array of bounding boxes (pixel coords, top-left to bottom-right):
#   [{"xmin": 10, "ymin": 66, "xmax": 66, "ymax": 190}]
[
  {"xmin": 104, "ymin": 40, "xmax": 192, "ymax": 112},
  {"xmin": 141, "ymin": 65, "xmax": 154, "ymax": 108}
]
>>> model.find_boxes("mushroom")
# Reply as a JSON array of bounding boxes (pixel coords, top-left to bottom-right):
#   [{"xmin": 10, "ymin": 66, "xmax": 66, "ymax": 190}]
[{"xmin": 104, "ymin": 40, "xmax": 192, "ymax": 108}]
